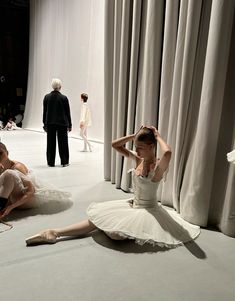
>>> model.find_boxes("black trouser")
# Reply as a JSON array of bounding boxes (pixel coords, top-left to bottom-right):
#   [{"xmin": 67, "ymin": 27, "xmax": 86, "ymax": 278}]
[{"xmin": 46, "ymin": 125, "xmax": 69, "ymax": 166}]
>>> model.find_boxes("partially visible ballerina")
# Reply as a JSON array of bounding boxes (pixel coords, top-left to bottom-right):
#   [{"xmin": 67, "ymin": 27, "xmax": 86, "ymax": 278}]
[
  {"xmin": 79, "ymin": 93, "xmax": 92, "ymax": 152},
  {"xmin": 26, "ymin": 126, "xmax": 200, "ymax": 248},
  {"xmin": 227, "ymin": 149, "xmax": 235, "ymax": 164},
  {"xmin": 0, "ymin": 142, "xmax": 34, "ymax": 218},
  {"xmin": 0, "ymin": 142, "xmax": 71, "ymax": 219},
  {"xmin": 3, "ymin": 118, "xmax": 21, "ymax": 130}
]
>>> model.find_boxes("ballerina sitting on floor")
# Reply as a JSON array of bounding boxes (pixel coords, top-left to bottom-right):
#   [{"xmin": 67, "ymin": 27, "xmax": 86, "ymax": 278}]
[
  {"xmin": 26, "ymin": 126, "xmax": 200, "ymax": 248},
  {"xmin": 0, "ymin": 142, "xmax": 72, "ymax": 220},
  {"xmin": 3, "ymin": 118, "xmax": 21, "ymax": 131}
]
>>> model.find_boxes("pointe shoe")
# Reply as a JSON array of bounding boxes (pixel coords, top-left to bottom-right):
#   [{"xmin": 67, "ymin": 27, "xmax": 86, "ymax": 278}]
[{"xmin": 26, "ymin": 230, "xmax": 58, "ymax": 246}]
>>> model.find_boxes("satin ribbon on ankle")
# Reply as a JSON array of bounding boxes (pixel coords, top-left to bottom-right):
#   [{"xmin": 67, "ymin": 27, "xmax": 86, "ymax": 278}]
[{"xmin": 0, "ymin": 219, "xmax": 13, "ymax": 233}]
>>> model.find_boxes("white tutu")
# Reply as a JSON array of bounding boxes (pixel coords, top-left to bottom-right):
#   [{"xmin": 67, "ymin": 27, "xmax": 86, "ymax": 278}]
[
  {"xmin": 3, "ymin": 169, "xmax": 72, "ymax": 211},
  {"xmin": 87, "ymin": 166, "xmax": 200, "ymax": 247},
  {"xmin": 23, "ymin": 170, "xmax": 72, "ymax": 209}
]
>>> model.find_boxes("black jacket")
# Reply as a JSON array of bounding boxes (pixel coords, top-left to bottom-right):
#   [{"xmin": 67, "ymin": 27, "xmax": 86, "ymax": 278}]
[{"xmin": 43, "ymin": 90, "xmax": 72, "ymax": 128}]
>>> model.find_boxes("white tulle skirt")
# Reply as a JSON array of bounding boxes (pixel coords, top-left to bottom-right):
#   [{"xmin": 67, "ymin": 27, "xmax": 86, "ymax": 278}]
[
  {"xmin": 10, "ymin": 170, "xmax": 72, "ymax": 210},
  {"xmin": 87, "ymin": 199, "xmax": 200, "ymax": 247}
]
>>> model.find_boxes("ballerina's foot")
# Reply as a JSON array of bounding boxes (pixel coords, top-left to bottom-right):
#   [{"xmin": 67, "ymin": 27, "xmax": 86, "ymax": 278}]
[{"xmin": 26, "ymin": 229, "xmax": 58, "ymax": 246}]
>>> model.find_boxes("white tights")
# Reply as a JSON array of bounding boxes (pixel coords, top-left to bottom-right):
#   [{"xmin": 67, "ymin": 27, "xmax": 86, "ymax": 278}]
[
  {"xmin": 80, "ymin": 126, "xmax": 92, "ymax": 151},
  {"xmin": 0, "ymin": 170, "xmax": 16, "ymax": 199}
]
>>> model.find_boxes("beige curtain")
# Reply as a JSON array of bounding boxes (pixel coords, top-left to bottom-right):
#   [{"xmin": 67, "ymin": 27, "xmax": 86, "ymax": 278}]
[
  {"xmin": 24, "ymin": 0, "xmax": 104, "ymax": 141},
  {"xmin": 104, "ymin": 0, "xmax": 235, "ymax": 236}
]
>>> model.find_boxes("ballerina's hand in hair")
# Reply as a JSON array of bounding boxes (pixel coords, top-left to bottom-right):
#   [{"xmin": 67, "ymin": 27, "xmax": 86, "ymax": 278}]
[
  {"xmin": 134, "ymin": 125, "xmax": 144, "ymax": 137},
  {"xmin": 149, "ymin": 126, "xmax": 160, "ymax": 137}
]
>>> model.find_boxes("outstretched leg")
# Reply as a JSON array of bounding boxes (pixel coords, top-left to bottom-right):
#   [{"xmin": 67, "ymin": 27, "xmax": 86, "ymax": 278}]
[
  {"xmin": 26, "ymin": 219, "xmax": 97, "ymax": 245},
  {"xmin": 55, "ymin": 219, "xmax": 96, "ymax": 236},
  {"xmin": 105, "ymin": 232, "xmax": 127, "ymax": 241}
]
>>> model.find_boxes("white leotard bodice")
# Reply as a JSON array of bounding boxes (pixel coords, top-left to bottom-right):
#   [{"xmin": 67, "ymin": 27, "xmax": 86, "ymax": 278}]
[{"xmin": 132, "ymin": 171, "xmax": 159, "ymax": 208}]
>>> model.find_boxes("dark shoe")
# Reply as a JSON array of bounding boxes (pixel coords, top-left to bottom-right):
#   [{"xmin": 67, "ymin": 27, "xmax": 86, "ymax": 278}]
[
  {"xmin": 48, "ymin": 164, "xmax": 55, "ymax": 167},
  {"xmin": 62, "ymin": 164, "xmax": 69, "ymax": 167}
]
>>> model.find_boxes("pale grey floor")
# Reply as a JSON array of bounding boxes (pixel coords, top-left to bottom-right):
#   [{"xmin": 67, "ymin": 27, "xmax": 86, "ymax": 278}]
[{"xmin": 0, "ymin": 130, "xmax": 234, "ymax": 301}]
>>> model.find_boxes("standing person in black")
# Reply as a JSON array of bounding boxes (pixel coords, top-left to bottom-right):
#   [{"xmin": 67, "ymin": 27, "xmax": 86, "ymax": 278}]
[{"xmin": 43, "ymin": 78, "xmax": 72, "ymax": 167}]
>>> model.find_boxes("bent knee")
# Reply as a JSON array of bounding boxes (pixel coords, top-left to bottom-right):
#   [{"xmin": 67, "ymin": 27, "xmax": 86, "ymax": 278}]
[
  {"xmin": 0, "ymin": 169, "xmax": 17, "ymax": 182},
  {"xmin": 105, "ymin": 231, "xmax": 127, "ymax": 241}
]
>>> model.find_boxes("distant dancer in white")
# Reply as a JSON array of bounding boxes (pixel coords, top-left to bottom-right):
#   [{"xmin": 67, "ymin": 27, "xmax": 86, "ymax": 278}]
[{"xmin": 79, "ymin": 93, "xmax": 92, "ymax": 152}]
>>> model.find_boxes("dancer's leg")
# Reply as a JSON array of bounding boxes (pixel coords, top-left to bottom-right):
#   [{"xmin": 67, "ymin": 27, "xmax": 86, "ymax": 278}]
[
  {"xmin": 80, "ymin": 126, "xmax": 91, "ymax": 151},
  {"xmin": 105, "ymin": 232, "xmax": 127, "ymax": 241},
  {"xmin": 80, "ymin": 127, "xmax": 87, "ymax": 151},
  {"xmin": 55, "ymin": 219, "xmax": 96, "ymax": 237},
  {"xmin": 0, "ymin": 170, "xmax": 15, "ymax": 198},
  {"xmin": 26, "ymin": 219, "xmax": 97, "ymax": 245}
]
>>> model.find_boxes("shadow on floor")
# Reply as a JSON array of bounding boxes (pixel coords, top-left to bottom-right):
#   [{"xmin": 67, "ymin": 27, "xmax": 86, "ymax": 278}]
[
  {"xmin": 91, "ymin": 231, "xmax": 171, "ymax": 253},
  {"xmin": 4, "ymin": 200, "xmax": 73, "ymax": 222},
  {"xmin": 91, "ymin": 230, "xmax": 207, "ymax": 258},
  {"xmin": 183, "ymin": 240, "xmax": 207, "ymax": 259}
]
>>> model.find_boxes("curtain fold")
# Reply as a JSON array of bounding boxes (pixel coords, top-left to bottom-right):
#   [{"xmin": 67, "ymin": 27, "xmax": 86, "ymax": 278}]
[
  {"xmin": 180, "ymin": 0, "xmax": 235, "ymax": 226},
  {"xmin": 24, "ymin": 0, "xmax": 104, "ymax": 141},
  {"xmin": 221, "ymin": 135, "xmax": 235, "ymax": 236},
  {"xmin": 162, "ymin": 0, "xmax": 203, "ymax": 210},
  {"xmin": 104, "ymin": 0, "xmax": 115, "ymax": 180},
  {"xmin": 120, "ymin": 0, "xmax": 143, "ymax": 190},
  {"xmin": 104, "ymin": 0, "xmax": 235, "ymax": 236}
]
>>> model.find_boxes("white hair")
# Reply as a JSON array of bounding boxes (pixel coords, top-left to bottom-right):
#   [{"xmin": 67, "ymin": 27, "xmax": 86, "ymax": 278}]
[{"xmin": 51, "ymin": 78, "xmax": 62, "ymax": 90}]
